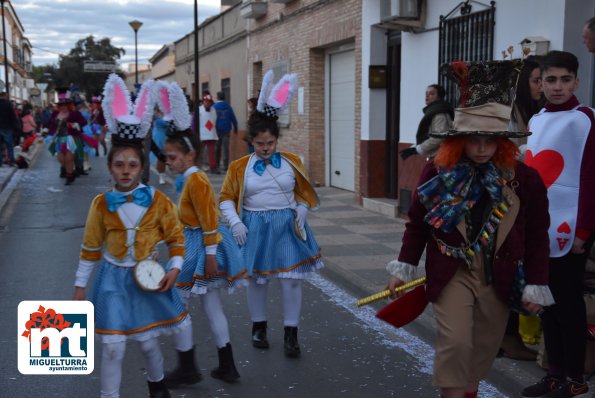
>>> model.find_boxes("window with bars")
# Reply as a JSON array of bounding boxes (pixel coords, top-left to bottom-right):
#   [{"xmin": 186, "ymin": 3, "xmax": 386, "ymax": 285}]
[{"xmin": 438, "ymin": 4, "xmax": 495, "ymax": 108}]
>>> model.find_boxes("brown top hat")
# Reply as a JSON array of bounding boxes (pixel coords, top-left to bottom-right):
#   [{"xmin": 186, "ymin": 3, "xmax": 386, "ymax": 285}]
[{"xmin": 429, "ymin": 59, "xmax": 530, "ymax": 139}]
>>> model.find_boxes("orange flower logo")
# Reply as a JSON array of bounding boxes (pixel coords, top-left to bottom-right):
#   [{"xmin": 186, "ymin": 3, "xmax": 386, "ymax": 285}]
[{"xmin": 21, "ymin": 306, "xmax": 72, "ymax": 350}]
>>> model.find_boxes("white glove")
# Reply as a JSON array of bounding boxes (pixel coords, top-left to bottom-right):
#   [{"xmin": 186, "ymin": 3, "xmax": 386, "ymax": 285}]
[
  {"xmin": 231, "ymin": 222, "xmax": 248, "ymax": 246},
  {"xmin": 295, "ymin": 205, "xmax": 309, "ymax": 230}
]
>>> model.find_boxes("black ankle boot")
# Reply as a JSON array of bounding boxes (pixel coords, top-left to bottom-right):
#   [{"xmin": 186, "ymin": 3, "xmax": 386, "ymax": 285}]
[
  {"xmin": 64, "ymin": 174, "xmax": 75, "ymax": 185},
  {"xmin": 284, "ymin": 326, "xmax": 301, "ymax": 358},
  {"xmin": 252, "ymin": 321, "xmax": 269, "ymax": 348},
  {"xmin": 60, "ymin": 167, "xmax": 66, "ymax": 178},
  {"xmin": 211, "ymin": 343, "xmax": 240, "ymax": 382},
  {"xmin": 147, "ymin": 380, "xmax": 171, "ymax": 398},
  {"xmin": 164, "ymin": 347, "xmax": 202, "ymax": 388}
]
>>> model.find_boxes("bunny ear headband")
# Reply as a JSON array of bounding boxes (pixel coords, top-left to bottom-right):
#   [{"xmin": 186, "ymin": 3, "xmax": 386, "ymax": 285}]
[
  {"xmin": 154, "ymin": 80, "xmax": 191, "ymax": 136},
  {"xmin": 256, "ymin": 69, "xmax": 298, "ymax": 120},
  {"xmin": 102, "ymin": 73, "xmax": 155, "ymax": 145}
]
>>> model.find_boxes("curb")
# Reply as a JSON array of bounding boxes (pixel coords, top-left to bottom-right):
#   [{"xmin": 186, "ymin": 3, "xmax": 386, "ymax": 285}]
[{"xmin": 0, "ymin": 141, "xmax": 43, "ymax": 215}]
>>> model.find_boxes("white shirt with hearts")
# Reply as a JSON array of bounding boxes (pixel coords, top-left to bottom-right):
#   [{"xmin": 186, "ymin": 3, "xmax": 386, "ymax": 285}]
[{"xmin": 527, "ymin": 104, "xmax": 591, "ymax": 257}]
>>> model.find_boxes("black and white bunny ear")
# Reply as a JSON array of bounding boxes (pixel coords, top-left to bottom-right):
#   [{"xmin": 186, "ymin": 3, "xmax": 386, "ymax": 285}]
[
  {"xmin": 256, "ymin": 70, "xmax": 274, "ymax": 114},
  {"xmin": 102, "ymin": 73, "xmax": 132, "ymax": 134},
  {"xmin": 132, "ymin": 80, "xmax": 155, "ymax": 139}
]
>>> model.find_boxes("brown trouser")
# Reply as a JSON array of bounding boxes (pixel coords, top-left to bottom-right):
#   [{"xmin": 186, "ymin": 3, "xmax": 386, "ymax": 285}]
[{"xmin": 432, "ymin": 257, "xmax": 509, "ymax": 388}]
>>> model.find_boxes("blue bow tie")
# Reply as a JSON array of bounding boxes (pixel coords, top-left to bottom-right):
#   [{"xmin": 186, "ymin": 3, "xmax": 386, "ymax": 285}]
[
  {"xmin": 253, "ymin": 152, "xmax": 282, "ymax": 176},
  {"xmin": 105, "ymin": 186, "xmax": 153, "ymax": 212},
  {"xmin": 175, "ymin": 175, "xmax": 186, "ymax": 194}
]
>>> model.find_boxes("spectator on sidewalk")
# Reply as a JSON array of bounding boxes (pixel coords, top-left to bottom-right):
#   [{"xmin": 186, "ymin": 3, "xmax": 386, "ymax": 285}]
[
  {"xmin": 198, "ymin": 93, "xmax": 218, "ymax": 173},
  {"xmin": 521, "ymin": 50, "xmax": 595, "ymax": 398},
  {"xmin": 400, "ymin": 84, "xmax": 454, "ymax": 160},
  {"xmin": 213, "ymin": 91, "xmax": 238, "ymax": 172},
  {"xmin": 386, "ymin": 60, "xmax": 553, "ymax": 398},
  {"xmin": 582, "ymin": 16, "xmax": 595, "ymax": 53},
  {"xmin": 0, "ymin": 92, "xmax": 17, "ymax": 167},
  {"xmin": 499, "ymin": 56, "xmax": 546, "ymax": 362},
  {"xmin": 21, "ymin": 107, "xmax": 37, "ymax": 141}
]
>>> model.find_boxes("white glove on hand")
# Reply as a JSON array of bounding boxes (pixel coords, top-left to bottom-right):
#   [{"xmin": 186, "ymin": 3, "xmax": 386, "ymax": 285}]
[
  {"xmin": 231, "ymin": 222, "xmax": 248, "ymax": 246},
  {"xmin": 295, "ymin": 205, "xmax": 309, "ymax": 230}
]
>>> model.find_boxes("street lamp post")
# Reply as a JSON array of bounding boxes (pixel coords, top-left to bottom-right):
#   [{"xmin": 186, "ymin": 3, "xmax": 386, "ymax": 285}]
[
  {"xmin": 194, "ymin": 0, "xmax": 199, "ymax": 133},
  {"xmin": 128, "ymin": 19, "xmax": 143, "ymax": 88},
  {"xmin": 0, "ymin": 0, "xmax": 10, "ymax": 97}
]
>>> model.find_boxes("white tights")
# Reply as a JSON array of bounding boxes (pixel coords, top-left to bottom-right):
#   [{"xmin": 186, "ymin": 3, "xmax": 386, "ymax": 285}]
[
  {"xmin": 247, "ymin": 279, "xmax": 302, "ymax": 327},
  {"xmin": 100, "ymin": 338, "xmax": 163, "ymax": 398},
  {"xmin": 201, "ymin": 289, "xmax": 231, "ymax": 348},
  {"xmin": 174, "ymin": 290, "xmax": 231, "ymax": 350}
]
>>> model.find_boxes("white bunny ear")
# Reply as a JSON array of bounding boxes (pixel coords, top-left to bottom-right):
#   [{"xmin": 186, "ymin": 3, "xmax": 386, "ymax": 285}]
[
  {"xmin": 267, "ymin": 73, "xmax": 297, "ymax": 113},
  {"xmin": 154, "ymin": 80, "xmax": 171, "ymax": 115},
  {"xmin": 168, "ymin": 82, "xmax": 191, "ymax": 131},
  {"xmin": 102, "ymin": 73, "xmax": 132, "ymax": 133},
  {"xmin": 133, "ymin": 80, "xmax": 155, "ymax": 139},
  {"xmin": 256, "ymin": 70, "xmax": 274, "ymax": 113}
]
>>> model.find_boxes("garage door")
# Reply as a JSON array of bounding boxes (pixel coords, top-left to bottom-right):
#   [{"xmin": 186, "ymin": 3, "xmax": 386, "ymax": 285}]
[{"xmin": 329, "ymin": 50, "xmax": 355, "ymax": 191}]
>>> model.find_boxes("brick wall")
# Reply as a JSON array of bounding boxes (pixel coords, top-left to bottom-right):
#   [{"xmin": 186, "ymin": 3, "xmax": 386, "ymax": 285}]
[{"xmin": 247, "ymin": 0, "xmax": 362, "ymax": 188}]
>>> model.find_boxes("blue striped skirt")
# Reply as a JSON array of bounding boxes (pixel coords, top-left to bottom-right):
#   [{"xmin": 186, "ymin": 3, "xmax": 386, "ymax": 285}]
[
  {"xmin": 176, "ymin": 225, "xmax": 248, "ymax": 296},
  {"xmin": 91, "ymin": 259, "xmax": 190, "ymax": 343},
  {"xmin": 242, "ymin": 208, "xmax": 324, "ymax": 282}
]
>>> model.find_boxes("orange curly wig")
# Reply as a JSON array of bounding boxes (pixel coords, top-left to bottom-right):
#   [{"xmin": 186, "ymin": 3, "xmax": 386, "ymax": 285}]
[{"xmin": 434, "ymin": 136, "xmax": 519, "ymax": 171}]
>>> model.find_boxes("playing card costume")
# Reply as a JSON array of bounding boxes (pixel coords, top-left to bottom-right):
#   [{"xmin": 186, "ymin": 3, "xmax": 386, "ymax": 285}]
[
  {"xmin": 523, "ymin": 51, "xmax": 595, "ymax": 395},
  {"xmin": 386, "ymin": 60, "xmax": 554, "ymax": 394}
]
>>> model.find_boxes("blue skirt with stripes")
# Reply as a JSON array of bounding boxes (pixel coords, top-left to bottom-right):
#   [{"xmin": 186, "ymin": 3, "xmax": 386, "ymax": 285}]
[
  {"xmin": 91, "ymin": 259, "xmax": 190, "ymax": 343},
  {"xmin": 242, "ymin": 208, "xmax": 323, "ymax": 282},
  {"xmin": 176, "ymin": 225, "xmax": 248, "ymax": 296}
]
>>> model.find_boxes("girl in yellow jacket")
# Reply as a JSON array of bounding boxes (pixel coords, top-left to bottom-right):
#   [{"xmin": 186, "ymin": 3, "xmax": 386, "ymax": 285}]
[{"xmin": 220, "ymin": 71, "xmax": 323, "ymax": 357}]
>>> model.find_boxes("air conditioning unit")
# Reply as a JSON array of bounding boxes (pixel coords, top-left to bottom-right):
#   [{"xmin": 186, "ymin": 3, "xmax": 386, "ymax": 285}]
[{"xmin": 377, "ymin": 0, "xmax": 426, "ymax": 32}]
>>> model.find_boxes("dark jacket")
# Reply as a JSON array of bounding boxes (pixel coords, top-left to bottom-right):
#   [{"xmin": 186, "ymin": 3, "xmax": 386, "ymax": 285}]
[
  {"xmin": 0, "ymin": 99, "xmax": 17, "ymax": 130},
  {"xmin": 213, "ymin": 100, "xmax": 238, "ymax": 134},
  {"xmin": 398, "ymin": 161, "xmax": 550, "ymax": 303}
]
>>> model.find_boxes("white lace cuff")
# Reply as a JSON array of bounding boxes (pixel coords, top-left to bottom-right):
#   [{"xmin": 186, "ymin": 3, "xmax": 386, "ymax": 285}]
[
  {"xmin": 74, "ymin": 260, "xmax": 96, "ymax": 288},
  {"xmin": 205, "ymin": 244, "xmax": 218, "ymax": 256},
  {"xmin": 385, "ymin": 260, "xmax": 417, "ymax": 283},
  {"xmin": 522, "ymin": 285, "xmax": 555, "ymax": 306},
  {"xmin": 168, "ymin": 256, "xmax": 184, "ymax": 271}
]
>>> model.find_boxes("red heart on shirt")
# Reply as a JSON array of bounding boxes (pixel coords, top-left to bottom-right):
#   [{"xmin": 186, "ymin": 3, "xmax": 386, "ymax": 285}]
[
  {"xmin": 557, "ymin": 222, "xmax": 571, "ymax": 234},
  {"xmin": 525, "ymin": 149, "xmax": 564, "ymax": 189}
]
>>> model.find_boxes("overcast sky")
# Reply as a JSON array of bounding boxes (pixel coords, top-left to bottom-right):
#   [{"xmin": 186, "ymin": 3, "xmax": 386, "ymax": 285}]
[{"xmin": 16, "ymin": 0, "xmax": 221, "ymax": 67}]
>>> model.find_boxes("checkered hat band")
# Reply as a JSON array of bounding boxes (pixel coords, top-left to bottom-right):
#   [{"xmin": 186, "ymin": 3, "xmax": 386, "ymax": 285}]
[
  {"xmin": 116, "ymin": 122, "xmax": 140, "ymax": 140},
  {"xmin": 166, "ymin": 120, "xmax": 177, "ymax": 136},
  {"xmin": 263, "ymin": 104, "xmax": 279, "ymax": 120}
]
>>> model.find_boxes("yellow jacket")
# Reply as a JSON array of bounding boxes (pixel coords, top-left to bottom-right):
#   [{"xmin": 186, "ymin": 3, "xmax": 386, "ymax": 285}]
[
  {"xmin": 80, "ymin": 189, "xmax": 185, "ymax": 262},
  {"xmin": 178, "ymin": 171, "xmax": 223, "ymax": 246},
  {"xmin": 219, "ymin": 152, "xmax": 320, "ymax": 216}
]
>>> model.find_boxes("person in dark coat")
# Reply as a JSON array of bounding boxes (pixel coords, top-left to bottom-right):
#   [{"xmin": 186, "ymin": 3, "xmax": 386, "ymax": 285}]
[{"xmin": 0, "ymin": 92, "xmax": 18, "ymax": 166}]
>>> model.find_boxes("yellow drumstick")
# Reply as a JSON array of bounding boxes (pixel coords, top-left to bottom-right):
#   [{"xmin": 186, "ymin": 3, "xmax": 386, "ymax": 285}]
[{"xmin": 356, "ymin": 276, "xmax": 426, "ymax": 307}]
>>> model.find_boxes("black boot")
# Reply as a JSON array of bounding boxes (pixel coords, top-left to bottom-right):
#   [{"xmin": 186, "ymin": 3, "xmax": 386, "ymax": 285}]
[
  {"xmin": 64, "ymin": 174, "xmax": 75, "ymax": 185},
  {"xmin": 147, "ymin": 380, "xmax": 171, "ymax": 398},
  {"xmin": 284, "ymin": 326, "xmax": 301, "ymax": 358},
  {"xmin": 59, "ymin": 167, "xmax": 66, "ymax": 178},
  {"xmin": 252, "ymin": 321, "xmax": 269, "ymax": 349},
  {"xmin": 211, "ymin": 343, "xmax": 240, "ymax": 382},
  {"xmin": 164, "ymin": 347, "xmax": 202, "ymax": 388}
]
